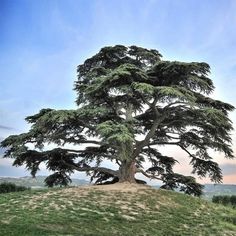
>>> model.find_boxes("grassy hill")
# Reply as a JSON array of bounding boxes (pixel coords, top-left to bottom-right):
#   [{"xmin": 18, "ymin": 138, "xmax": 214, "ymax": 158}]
[
  {"xmin": 0, "ymin": 184, "xmax": 236, "ymax": 236},
  {"xmin": 0, "ymin": 176, "xmax": 89, "ymax": 188}
]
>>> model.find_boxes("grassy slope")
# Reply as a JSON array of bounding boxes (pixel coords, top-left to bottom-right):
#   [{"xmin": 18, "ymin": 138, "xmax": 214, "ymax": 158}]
[{"xmin": 0, "ymin": 185, "xmax": 236, "ymax": 236}]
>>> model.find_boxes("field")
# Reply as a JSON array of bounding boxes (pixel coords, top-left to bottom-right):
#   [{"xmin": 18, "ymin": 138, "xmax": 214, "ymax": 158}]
[
  {"xmin": 0, "ymin": 183, "xmax": 236, "ymax": 236},
  {"xmin": 203, "ymin": 184, "xmax": 236, "ymax": 200}
]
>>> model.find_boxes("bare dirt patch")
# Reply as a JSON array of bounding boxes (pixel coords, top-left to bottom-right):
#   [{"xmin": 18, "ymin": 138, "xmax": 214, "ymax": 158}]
[
  {"xmin": 121, "ymin": 214, "xmax": 136, "ymax": 220},
  {"xmin": 88, "ymin": 183, "xmax": 152, "ymax": 192},
  {"xmin": 1, "ymin": 216, "xmax": 16, "ymax": 225},
  {"xmin": 62, "ymin": 183, "xmax": 152, "ymax": 193}
]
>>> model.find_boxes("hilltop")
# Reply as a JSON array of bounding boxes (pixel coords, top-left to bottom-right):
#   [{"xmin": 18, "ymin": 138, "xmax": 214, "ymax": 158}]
[
  {"xmin": 1, "ymin": 176, "xmax": 236, "ymax": 200},
  {"xmin": 0, "ymin": 183, "xmax": 236, "ymax": 236}
]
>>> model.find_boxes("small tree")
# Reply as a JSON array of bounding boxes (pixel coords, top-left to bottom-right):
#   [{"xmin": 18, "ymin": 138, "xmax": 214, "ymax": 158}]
[{"xmin": 1, "ymin": 45, "xmax": 235, "ymax": 196}]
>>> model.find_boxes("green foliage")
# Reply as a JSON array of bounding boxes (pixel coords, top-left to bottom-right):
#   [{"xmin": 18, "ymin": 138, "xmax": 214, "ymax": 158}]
[
  {"xmin": 96, "ymin": 121, "xmax": 134, "ymax": 160},
  {"xmin": 0, "ymin": 182, "xmax": 29, "ymax": 194},
  {"xmin": 160, "ymin": 173, "xmax": 203, "ymax": 196},
  {"xmin": 148, "ymin": 61, "xmax": 213, "ymax": 94},
  {"xmin": 97, "ymin": 121, "xmax": 134, "ymax": 144},
  {"xmin": 1, "ymin": 45, "xmax": 235, "ymax": 196},
  {"xmin": 78, "ymin": 105, "xmax": 110, "ymax": 117},
  {"xmin": 132, "ymin": 82, "xmax": 156, "ymax": 95},
  {"xmin": 156, "ymin": 86, "xmax": 196, "ymax": 103},
  {"xmin": 44, "ymin": 172, "xmax": 72, "ymax": 187}
]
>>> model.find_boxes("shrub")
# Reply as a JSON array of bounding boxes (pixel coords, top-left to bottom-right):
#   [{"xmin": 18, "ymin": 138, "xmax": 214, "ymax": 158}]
[
  {"xmin": 0, "ymin": 182, "xmax": 30, "ymax": 194},
  {"xmin": 230, "ymin": 195, "xmax": 236, "ymax": 206},
  {"xmin": 212, "ymin": 195, "xmax": 236, "ymax": 208}
]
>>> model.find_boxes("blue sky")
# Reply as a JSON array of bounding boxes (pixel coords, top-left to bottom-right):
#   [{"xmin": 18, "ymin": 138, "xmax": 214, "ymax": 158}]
[{"xmin": 0, "ymin": 0, "xmax": 236, "ymax": 183}]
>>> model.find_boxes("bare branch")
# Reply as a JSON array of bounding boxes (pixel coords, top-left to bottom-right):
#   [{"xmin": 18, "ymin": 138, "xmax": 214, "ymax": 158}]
[
  {"xmin": 148, "ymin": 141, "xmax": 180, "ymax": 146},
  {"xmin": 139, "ymin": 94, "xmax": 152, "ymax": 106},
  {"xmin": 60, "ymin": 158, "xmax": 118, "ymax": 177},
  {"xmin": 63, "ymin": 138, "xmax": 101, "ymax": 145},
  {"xmin": 163, "ymin": 102, "xmax": 189, "ymax": 110},
  {"xmin": 116, "ymin": 159, "xmax": 121, "ymax": 167},
  {"xmin": 165, "ymin": 134, "xmax": 180, "ymax": 140},
  {"xmin": 133, "ymin": 98, "xmax": 165, "ymax": 157},
  {"xmin": 178, "ymin": 144, "xmax": 196, "ymax": 159},
  {"xmin": 63, "ymin": 149, "xmax": 84, "ymax": 153},
  {"xmin": 136, "ymin": 169, "xmax": 162, "ymax": 180},
  {"xmin": 74, "ymin": 166, "xmax": 118, "ymax": 177},
  {"xmin": 76, "ymin": 140, "xmax": 101, "ymax": 145}
]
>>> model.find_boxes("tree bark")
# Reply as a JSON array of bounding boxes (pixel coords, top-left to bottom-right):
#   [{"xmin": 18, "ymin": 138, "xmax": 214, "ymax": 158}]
[
  {"xmin": 117, "ymin": 101, "xmax": 136, "ymax": 183},
  {"xmin": 118, "ymin": 160, "xmax": 136, "ymax": 183}
]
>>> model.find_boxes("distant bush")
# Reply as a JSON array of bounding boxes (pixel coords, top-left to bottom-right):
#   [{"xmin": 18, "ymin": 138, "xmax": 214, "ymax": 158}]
[
  {"xmin": 0, "ymin": 182, "xmax": 30, "ymax": 194},
  {"xmin": 212, "ymin": 195, "xmax": 236, "ymax": 208}
]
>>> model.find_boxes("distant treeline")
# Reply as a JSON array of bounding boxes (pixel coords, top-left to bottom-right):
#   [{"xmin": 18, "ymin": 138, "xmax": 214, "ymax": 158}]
[
  {"xmin": 212, "ymin": 195, "xmax": 236, "ymax": 208},
  {"xmin": 0, "ymin": 182, "xmax": 30, "ymax": 194}
]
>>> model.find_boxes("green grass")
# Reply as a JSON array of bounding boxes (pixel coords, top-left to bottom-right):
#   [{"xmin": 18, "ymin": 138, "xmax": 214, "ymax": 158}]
[{"xmin": 0, "ymin": 186, "xmax": 236, "ymax": 236}]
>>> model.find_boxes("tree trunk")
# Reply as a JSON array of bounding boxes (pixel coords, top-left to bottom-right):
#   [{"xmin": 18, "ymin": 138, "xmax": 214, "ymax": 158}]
[
  {"xmin": 118, "ymin": 160, "xmax": 136, "ymax": 183},
  {"xmin": 118, "ymin": 102, "xmax": 136, "ymax": 183}
]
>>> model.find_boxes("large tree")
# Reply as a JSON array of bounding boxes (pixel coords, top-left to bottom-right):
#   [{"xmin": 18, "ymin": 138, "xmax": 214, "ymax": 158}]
[{"xmin": 1, "ymin": 45, "xmax": 235, "ymax": 196}]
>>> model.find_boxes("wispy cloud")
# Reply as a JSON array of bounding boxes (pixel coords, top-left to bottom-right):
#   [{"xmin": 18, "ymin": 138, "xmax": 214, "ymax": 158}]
[
  {"xmin": 0, "ymin": 125, "xmax": 13, "ymax": 131},
  {"xmin": 221, "ymin": 164, "xmax": 236, "ymax": 176}
]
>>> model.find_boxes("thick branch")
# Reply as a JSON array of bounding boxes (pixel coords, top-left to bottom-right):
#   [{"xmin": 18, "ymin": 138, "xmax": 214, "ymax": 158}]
[
  {"xmin": 75, "ymin": 140, "xmax": 101, "ymax": 145},
  {"xmin": 63, "ymin": 148, "xmax": 112, "ymax": 159},
  {"xmin": 139, "ymin": 93, "xmax": 152, "ymax": 106},
  {"xmin": 133, "ymin": 98, "xmax": 164, "ymax": 157},
  {"xmin": 74, "ymin": 166, "xmax": 118, "ymax": 177},
  {"xmin": 136, "ymin": 169, "xmax": 162, "ymax": 180},
  {"xmin": 61, "ymin": 158, "xmax": 118, "ymax": 177}
]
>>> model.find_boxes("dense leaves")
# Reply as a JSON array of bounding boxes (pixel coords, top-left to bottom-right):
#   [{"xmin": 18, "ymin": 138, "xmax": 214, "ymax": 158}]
[{"xmin": 1, "ymin": 45, "xmax": 234, "ymax": 196}]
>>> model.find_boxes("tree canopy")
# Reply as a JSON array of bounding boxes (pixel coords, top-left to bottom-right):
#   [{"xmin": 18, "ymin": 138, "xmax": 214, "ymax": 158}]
[{"xmin": 1, "ymin": 45, "xmax": 235, "ymax": 196}]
